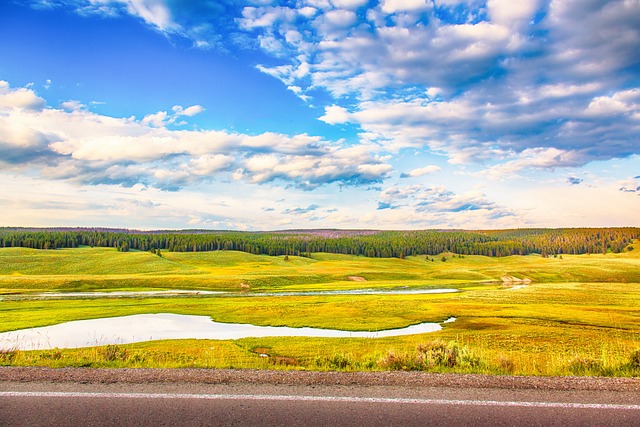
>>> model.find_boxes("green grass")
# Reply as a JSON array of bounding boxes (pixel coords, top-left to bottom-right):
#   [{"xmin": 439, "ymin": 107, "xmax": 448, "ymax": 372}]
[
  {"xmin": 2, "ymin": 246, "xmax": 640, "ymax": 293},
  {"xmin": 1, "ymin": 244, "xmax": 640, "ymax": 376}
]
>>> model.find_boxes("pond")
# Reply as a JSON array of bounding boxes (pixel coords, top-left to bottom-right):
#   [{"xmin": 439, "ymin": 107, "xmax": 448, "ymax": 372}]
[{"xmin": 0, "ymin": 313, "xmax": 456, "ymax": 351}]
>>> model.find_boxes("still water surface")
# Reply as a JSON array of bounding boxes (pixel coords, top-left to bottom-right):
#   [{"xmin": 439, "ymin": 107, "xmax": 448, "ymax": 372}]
[
  {"xmin": 2, "ymin": 288, "xmax": 458, "ymax": 300},
  {"xmin": 0, "ymin": 313, "xmax": 455, "ymax": 351}
]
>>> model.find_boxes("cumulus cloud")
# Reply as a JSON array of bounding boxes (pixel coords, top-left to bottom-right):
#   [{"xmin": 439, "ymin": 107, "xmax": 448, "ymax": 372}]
[
  {"xmin": 141, "ymin": 104, "xmax": 204, "ymax": 127},
  {"xmin": 482, "ymin": 148, "xmax": 587, "ymax": 179},
  {"xmin": 0, "ymin": 82, "xmax": 392, "ymax": 190},
  {"xmin": 236, "ymin": 0, "xmax": 640, "ymax": 174},
  {"xmin": 377, "ymin": 184, "xmax": 513, "ymax": 219},
  {"xmin": 331, "ymin": 0, "xmax": 368, "ymax": 10},
  {"xmin": 381, "ymin": 0, "xmax": 431, "ymax": 14},
  {"xmin": 400, "ymin": 165, "xmax": 441, "ymax": 178},
  {"xmin": 0, "ymin": 80, "xmax": 46, "ymax": 111},
  {"xmin": 487, "ymin": 0, "xmax": 539, "ymax": 28},
  {"xmin": 172, "ymin": 104, "xmax": 205, "ymax": 117},
  {"xmin": 11, "ymin": 1, "xmax": 640, "ymax": 229}
]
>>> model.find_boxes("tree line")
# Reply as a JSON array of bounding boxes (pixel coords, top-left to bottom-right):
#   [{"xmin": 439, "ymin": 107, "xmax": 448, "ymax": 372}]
[{"xmin": 0, "ymin": 227, "xmax": 637, "ymax": 258}]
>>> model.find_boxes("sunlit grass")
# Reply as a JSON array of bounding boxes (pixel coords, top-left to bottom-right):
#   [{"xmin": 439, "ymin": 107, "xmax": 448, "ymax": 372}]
[{"xmin": 1, "ymin": 244, "xmax": 639, "ymax": 376}]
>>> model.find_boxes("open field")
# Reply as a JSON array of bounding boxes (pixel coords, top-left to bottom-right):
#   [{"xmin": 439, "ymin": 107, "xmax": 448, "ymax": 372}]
[{"xmin": 1, "ymin": 245, "xmax": 640, "ymax": 376}]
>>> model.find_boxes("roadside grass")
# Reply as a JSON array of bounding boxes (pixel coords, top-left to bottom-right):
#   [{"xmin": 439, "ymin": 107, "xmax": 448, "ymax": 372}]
[
  {"xmin": 2, "ymin": 332, "xmax": 639, "ymax": 377},
  {"xmin": 1, "ymin": 246, "xmax": 640, "ymax": 376}
]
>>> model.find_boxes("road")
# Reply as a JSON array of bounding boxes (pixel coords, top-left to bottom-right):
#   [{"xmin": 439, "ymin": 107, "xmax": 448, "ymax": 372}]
[{"xmin": 1, "ymin": 368, "xmax": 640, "ymax": 426}]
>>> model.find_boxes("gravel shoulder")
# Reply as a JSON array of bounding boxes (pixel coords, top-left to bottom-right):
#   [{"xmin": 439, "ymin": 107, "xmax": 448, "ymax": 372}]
[{"xmin": 2, "ymin": 367, "xmax": 639, "ymax": 392}]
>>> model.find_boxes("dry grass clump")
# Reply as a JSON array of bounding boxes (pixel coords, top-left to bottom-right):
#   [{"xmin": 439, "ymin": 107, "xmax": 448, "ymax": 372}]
[
  {"xmin": 100, "ymin": 344, "xmax": 129, "ymax": 362},
  {"xmin": 629, "ymin": 349, "xmax": 640, "ymax": 369},
  {"xmin": 0, "ymin": 349, "xmax": 18, "ymax": 364},
  {"xmin": 567, "ymin": 355, "xmax": 606, "ymax": 376},
  {"xmin": 497, "ymin": 355, "xmax": 515, "ymax": 374},
  {"xmin": 377, "ymin": 339, "xmax": 483, "ymax": 372}
]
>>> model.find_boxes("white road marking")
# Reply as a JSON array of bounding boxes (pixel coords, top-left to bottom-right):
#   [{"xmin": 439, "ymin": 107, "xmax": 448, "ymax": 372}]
[{"xmin": 2, "ymin": 391, "xmax": 640, "ymax": 410}]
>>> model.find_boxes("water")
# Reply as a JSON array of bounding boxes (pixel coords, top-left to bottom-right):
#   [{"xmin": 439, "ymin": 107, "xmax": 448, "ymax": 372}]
[
  {"xmin": 0, "ymin": 313, "xmax": 456, "ymax": 351},
  {"xmin": 250, "ymin": 288, "xmax": 459, "ymax": 297},
  {"xmin": 5, "ymin": 290, "xmax": 224, "ymax": 299},
  {"xmin": 1, "ymin": 287, "xmax": 459, "ymax": 301}
]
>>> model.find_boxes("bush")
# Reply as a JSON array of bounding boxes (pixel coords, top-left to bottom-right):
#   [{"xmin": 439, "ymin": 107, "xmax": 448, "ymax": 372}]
[
  {"xmin": 377, "ymin": 340, "xmax": 483, "ymax": 371},
  {"xmin": 377, "ymin": 350, "xmax": 413, "ymax": 371},
  {"xmin": 568, "ymin": 356, "xmax": 603, "ymax": 375},
  {"xmin": 38, "ymin": 348, "xmax": 63, "ymax": 361},
  {"xmin": 629, "ymin": 349, "xmax": 640, "ymax": 369},
  {"xmin": 101, "ymin": 344, "xmax": 129, "ymax": 362},
  {"xmin": 0, "ymin": 349, "xmax": 18, "ymax": 364},
  {"xmin": 497, "ymin": 355, "xmax": 515, "ymax": 374},
  {"xmin": 416, "ymin": 339, "xmax": 482, "ymax": 369},
  {"xmin": 324, "ymin": 353, "xmax": 355, "ymax": 370}
]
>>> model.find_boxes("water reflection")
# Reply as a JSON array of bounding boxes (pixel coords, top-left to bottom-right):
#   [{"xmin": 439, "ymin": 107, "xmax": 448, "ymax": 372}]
[
  {"xmin": 0, "ymin": 313, "xmax": 456, "ymax": 351},
  {"xmin": 1, "ymin": 287, "xmax": 459, "ymax": 301},
  {"xmin": 252, "ymin": 288, "xmax": 459, "ymax": 296}
]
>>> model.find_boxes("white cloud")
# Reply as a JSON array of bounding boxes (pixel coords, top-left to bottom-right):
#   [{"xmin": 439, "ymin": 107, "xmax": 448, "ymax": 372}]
[
  {"xmin": 60, "ymin": 100, "xmax": 86, "ymax": 112},
  {"xmin": 0, "ymin": 81, "xmax": 46, "ymax": 111},
  {"xmin": 483, "ymin": 147, "xmax": 586, "ymax": 180},
  {"xmin": 141, "ymin": 111, "xmax": 169, "ymax": 127},
  {"xmin": 298, "ymin": 6, "xmax": 318, "ymax": 18},
  {"xmin": 584, "ymin": 89, "xmax": 640, "ymax": 117},
  {"xmin": 319, "ymin": 105, "xmax": 351, "ymax": 124},
  {"xmin": 142, "ymin": 104, "xmax": 205, "ymax": 127},
  {"xmin": 330, "ymin": 0, "xmax": 368, "ymax": 9},
  {"xmin": 404, "ymin": 165, "xmax": 442, "ymax": 177},
  {"xmin": 122, "ymin": 0, "xmax": 175, "ymax": 31},
  {"xmin": 0, "ymin": 81, "xmax": 392, "ymax": 191},
  {"xmin": 236, "ymin": 0, "xmax": 639, "ymax": 177},
  {"xmin": 487, "ymin": 0, "xmax": 539, "ymax": 27},
  {"xmin": 172, "ymin": 104, "xmax": 205, "ymax": 117},
  {"xmin": 324, "ymin": 9, "xmax": 357, "ymax": 27},
  {"xmin": 381, "ymin": 0, "xmax": 431, "ymax": 14}
]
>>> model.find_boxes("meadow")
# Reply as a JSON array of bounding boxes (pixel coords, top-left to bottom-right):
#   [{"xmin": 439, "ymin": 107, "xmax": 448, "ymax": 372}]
[{"xmin": 1, "ymin": 245, "xmax": 639, "ymax": 376}]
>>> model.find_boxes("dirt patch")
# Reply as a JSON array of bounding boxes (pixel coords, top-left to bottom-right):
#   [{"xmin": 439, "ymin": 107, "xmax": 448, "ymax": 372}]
[
  {"xmin": 270, "ymin": 356, "xmax": 299, "ymax": 366},
  {"xmin": 251, "ymin": 347, "xmax": 271, "ymax": 356},
  {"xmin": 347, "ymin": 276, "xmax": 367, "ymax": 282}
]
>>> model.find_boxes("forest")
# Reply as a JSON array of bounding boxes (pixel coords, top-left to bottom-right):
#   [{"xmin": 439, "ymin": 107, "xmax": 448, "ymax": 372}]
[{"xmin": 0, "ymin": 227, "xmax": 637, "ymax": 258}]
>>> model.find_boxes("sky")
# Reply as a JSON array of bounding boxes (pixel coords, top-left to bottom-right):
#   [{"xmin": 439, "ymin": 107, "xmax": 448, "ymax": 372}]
[{"xmin": 0, "ymin": 0, "xmax": 639, "ymax": 231}]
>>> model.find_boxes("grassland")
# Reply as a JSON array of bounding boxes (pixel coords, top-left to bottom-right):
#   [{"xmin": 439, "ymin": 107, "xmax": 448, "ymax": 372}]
[{"xmin": 1, "ymin": 245, "xmax": 639, "ymax": 376}]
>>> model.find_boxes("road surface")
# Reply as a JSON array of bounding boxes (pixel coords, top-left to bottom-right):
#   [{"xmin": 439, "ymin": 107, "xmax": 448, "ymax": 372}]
[{"xmin": 1, "ymin": 367, "xmax": 639, "ymax": 426}]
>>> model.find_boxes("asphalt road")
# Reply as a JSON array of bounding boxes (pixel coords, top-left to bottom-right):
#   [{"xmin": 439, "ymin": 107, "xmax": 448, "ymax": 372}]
[{"xmin": 1, "ymin": 368, "xmax": 640, "ymax": 426}]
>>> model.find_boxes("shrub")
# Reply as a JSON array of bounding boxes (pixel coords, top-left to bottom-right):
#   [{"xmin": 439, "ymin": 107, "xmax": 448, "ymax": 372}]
[
  {"xmin": 101, "ymin": 344, "xmax": 129, "ymax": 362},
  {"xmin": 629, "ymin": 349, "xmax": 640, "ymax": 369},
  {"xmin": 0, "ymin": 349, "xmax": 18, "ymax": 364},
  {"xmin": 568, "ymin": 356, "xmax": 603, "ymax": 375},
  {"xmin": 377, "ymin": 350, "xmax": 413, "ymax": 371},
  {"xmin": 378, "ymin": 341, "xmax": 483, "ymax": 371},
  {"xmin": 415, "ymin": 340, "xmax": 482, "ymax": 370},
  {"xmin": 497, "ymin": 355, "xmax": 515, "ymax": 374},
  {"xmin": 38, "ymin": 348, "xmax": 63, "ymax": 361},
  {"xmin": 323, "ymin": 353, "xmax": 355, "ymax": 370}
]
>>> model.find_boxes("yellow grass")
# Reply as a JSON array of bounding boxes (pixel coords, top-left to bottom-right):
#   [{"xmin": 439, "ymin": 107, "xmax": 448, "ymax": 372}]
[{"xmin": 1, "ymin": 244, "xmax": 639, "ymax": 376}]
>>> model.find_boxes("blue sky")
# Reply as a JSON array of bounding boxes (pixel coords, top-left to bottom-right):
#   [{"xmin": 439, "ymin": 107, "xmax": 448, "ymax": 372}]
[{"xmin": 1, "ymin": 0, "xmax": 639, "ymax": 230}]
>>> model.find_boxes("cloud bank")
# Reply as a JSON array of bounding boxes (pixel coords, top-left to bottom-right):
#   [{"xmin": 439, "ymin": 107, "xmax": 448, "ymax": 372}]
[{"xmin": 0, "ymin": 81, "xmax": 391, "ymax": 191}]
